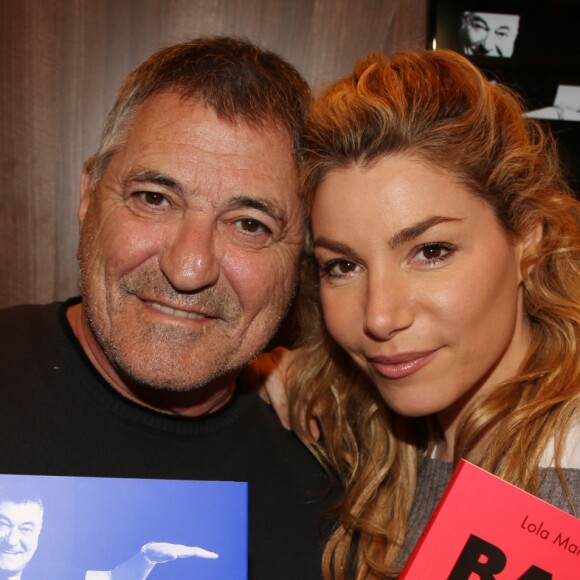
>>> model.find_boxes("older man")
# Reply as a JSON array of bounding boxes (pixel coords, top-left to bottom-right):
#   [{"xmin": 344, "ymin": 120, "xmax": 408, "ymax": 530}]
[
  {"xmin": 0, "ymin": 37, "xmax": 337, "ymax": 579},
  {"xmin": 0, "ymin": 488, "xmax": 43, "ymax": 580},
  {"xmin": 459, "ymin": 11, "xmax": 520, "ymax": 58}
]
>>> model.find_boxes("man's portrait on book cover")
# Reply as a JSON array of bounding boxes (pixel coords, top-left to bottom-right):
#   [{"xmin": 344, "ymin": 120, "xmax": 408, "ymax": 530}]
[{"xmin": 0, "ymin": 474, "xmax": 247, "ymax": 580}]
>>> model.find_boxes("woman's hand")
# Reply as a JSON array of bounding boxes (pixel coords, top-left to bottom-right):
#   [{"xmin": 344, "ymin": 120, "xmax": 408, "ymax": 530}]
[
  {"xmin": 249, "ymin": 347, "xmax": 294, "ymax": 429},
  {"xmin": 247, "ymin": 347, "xmax": 320, "ymax": 439}
]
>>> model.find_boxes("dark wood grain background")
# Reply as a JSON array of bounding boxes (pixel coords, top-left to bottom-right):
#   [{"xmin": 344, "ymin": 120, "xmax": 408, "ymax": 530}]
[{"xmin": 0, "ymin": 0, "xmax": 428, "ymax": 308}]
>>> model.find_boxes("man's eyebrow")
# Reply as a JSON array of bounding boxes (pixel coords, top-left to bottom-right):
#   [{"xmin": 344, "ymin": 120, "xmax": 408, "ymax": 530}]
[
  {"xmin": 388, "ymin": 216, "xmax": 463, "ymax": 249},
  {"xmin": 226, "ymin": 196, "xmax": 286, "ymax": 226},
  {"xmin": 123, "ymin": 169, "xmax": 183, "ymax": 193},
  {"xmin": 120, "ymin": 175, "xmax": 287, "ymax": 225},
  {"xmin": 471, "ymin": 16, "xmax": 489, "ymax": 29},
  {"xmin": 0, "ymin": 517, "xmax": 37, "ymax": 527}
]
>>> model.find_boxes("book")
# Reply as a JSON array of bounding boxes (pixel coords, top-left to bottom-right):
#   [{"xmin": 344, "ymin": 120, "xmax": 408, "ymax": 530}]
[
  {"xmin": 0, "ymin": 473, "xmax": 247, "ymax": 579},
  {"xmin": 400, "ymin": 460, "xmax": 580, "ymax": 579}
]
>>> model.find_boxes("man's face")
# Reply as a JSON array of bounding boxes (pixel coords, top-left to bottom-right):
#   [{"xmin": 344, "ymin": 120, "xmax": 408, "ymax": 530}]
[
  {"xmin": 77, "ymin": 93, "xmax": 303, "ymax": 394},
  {"xmin": 0, "ymin": 501, "xmax": 43, "ymax": 574},
  {"xmin": 461, "ymin": 12, "xmax": 520, "ymax": 57}
]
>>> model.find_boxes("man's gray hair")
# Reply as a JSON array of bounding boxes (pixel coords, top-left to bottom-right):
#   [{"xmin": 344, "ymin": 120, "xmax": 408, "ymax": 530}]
[{"xmin": 87, "ymin": 36, "xmax": 311, "ymax": 189}]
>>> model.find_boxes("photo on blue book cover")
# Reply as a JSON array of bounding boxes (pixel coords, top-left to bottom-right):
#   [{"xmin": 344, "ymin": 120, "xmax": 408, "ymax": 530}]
[{"xmin": 0, "ymin": 473, "xmax": 247, "ymax": 579}]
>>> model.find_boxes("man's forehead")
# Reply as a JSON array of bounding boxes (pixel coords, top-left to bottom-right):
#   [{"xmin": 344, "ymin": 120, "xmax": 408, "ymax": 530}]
[
  {"xmin": 0, "ymin": 500, "xmax": 43, "ymax": 521},
  {"xmin": 128, "ymin": 92, "xmax": 295, "ymax": 154},
  {"xmin": 115, "ymin": 94, "xmax": 295, "ymax": 179},
  {"xmin": 471, "ymin": 12, "xmax": 520, "ymax": 29}
]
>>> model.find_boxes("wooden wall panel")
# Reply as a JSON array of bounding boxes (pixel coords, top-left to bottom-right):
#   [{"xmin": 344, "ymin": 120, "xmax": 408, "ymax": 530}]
[{"xmin": 0, "ymin": 0, "xmax": 427, "ymax": 308}]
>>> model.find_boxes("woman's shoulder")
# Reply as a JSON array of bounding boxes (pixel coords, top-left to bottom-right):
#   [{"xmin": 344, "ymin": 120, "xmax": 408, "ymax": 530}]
[
  {"xmin": 537, "ymin": 466, "xmax": 580, "ymax": 516},
  {"xmin": 537, "ymin": 418, "xmax": 580, "ymax": 515}
]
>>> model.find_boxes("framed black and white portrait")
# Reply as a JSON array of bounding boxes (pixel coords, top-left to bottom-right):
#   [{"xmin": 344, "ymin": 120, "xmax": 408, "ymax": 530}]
[{"xmin": 428, "ymin": 0, "xmax": 580, "ymax": 193}]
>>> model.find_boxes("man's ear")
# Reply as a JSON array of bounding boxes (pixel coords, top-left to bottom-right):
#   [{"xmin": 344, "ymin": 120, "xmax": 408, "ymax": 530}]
[
  {"xmin": 79, "ymin": 158, "xmax": 94, "ymax": 225},
  {"xmin": 518, "ymin": 221, "xmax": 544, "ymax": 281}
]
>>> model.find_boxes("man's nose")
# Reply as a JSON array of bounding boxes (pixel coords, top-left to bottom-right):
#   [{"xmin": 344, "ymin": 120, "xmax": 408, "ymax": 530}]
[
  {"xmin": 481, "ymin": 34, "xmax": 494, "ymax": 54},
  {"xmin": 4, "ymin": 527, "xmax": 20, "ymax": 547},
  {"xmin": 159, "ymin": 214, "xmax": 221, "ymax": 292}
]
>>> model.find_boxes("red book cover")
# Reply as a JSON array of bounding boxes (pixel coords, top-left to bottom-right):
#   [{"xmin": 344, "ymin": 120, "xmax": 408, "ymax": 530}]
[{"xmin": 400, "ymin": 460, "xmax": 580, "ymax": 579}]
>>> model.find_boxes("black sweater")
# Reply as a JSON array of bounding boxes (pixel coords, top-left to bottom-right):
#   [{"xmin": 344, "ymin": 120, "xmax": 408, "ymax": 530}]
[{"xmin": 0, "ymin": 299, "xmax": 338, "ymax": 579}]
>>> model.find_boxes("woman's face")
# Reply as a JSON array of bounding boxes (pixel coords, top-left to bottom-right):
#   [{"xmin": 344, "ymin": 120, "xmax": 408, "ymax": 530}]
[{"xmin": 311, "ymin": 155, "xmax": 533, "ymax": 433}]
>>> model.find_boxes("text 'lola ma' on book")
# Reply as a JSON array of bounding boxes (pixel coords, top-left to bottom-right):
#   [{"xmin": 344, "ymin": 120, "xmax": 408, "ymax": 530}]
[{"xmin": 400, "ymin": 460, "xmax": 579, "ymax": 579}]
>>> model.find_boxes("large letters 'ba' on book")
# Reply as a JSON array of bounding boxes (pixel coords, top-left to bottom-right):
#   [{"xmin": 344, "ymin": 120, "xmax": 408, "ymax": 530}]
[{"xmin": 400, "ymin": 460, "xmax": 579, "ymax": 579}]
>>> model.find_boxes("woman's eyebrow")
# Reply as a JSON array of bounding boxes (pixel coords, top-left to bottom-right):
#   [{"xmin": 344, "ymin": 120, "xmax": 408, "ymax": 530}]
[
  {"xmin": 388, "ymin": 216, "xmax": 463, "ymax": 249},
  {"xmin": 313, "ymin": 216, "xmax": 463, "ymax": 256},
  {"xmin": 312, "ymin": 237, "xmax": 363, "ymax": 262}
]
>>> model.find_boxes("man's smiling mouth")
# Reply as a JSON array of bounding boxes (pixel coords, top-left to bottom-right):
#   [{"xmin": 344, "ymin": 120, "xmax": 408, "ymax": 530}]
[{"xmin": 146, "ymin": 301, "xmax": 213, "ymax": 319}]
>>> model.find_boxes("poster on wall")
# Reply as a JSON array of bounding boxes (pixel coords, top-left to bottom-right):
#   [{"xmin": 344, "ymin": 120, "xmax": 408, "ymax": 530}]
[
  {"xmin": 428, "ymin": 0, "xmax": 580, "ymax": 193},
  {"xmin": 0, "ymin": 473, "xmax": 247, "ymax": 579}
]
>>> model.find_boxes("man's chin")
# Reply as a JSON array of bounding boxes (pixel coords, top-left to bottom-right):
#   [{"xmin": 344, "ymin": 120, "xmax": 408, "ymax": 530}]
[
  {"xmin": 119, "ymin": 361, "xmax": 241, "ymax": 392},
  {"xmin": 108, "ymin": 356, "xmax": 243, "ymax": 412},
  {"xmin": 0, "ymin": 556, "xmax": 29, "ymax": 573}
]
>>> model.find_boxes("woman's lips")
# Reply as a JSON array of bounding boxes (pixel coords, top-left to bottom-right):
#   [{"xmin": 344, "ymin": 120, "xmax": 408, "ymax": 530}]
[{"xmin": 366, "ymin": 350, "xmax": 437, "ymax": 379}]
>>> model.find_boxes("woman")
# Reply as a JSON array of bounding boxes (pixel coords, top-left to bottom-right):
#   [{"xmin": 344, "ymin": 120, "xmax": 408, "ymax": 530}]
[{"xmin": 279, "ymin": 49, "xmax": 580, "ymax": 578}]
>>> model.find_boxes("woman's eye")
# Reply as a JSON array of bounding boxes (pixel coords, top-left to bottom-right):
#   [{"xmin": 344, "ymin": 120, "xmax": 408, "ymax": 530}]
[
  {"xmin": 414, "ymin": 242, "xmax": 454, "ymax": 264},
  {"xmin": 320, "ymin": 259, "xmax": 360, "ymax": 278}
]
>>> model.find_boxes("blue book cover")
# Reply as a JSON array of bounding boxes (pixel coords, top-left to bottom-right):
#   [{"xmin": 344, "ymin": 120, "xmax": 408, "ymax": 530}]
[{"xmin": 0, "ymin": 473, "xmax": 247, "ymax": 579}]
